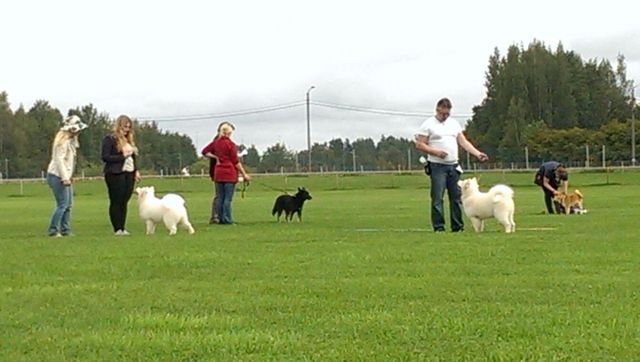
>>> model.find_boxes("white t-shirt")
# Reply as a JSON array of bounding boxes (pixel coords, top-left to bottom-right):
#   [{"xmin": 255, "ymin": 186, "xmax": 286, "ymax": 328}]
[
  {"xmin": 122, "ymin": 143, "xmax": 136, "ymax": 172},
  {"xmin": 416, "ymin": 116, "xmax": 462, "ymax": 165}
]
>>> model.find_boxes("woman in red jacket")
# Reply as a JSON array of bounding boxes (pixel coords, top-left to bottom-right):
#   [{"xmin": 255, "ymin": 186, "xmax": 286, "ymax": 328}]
[
  {"xmin": 209, "ymin": 122, "xmax": 250, "ymax": 224},
  {"xmin": 201, "ymin": 122, "xmax": 225, "ymax": 224}
]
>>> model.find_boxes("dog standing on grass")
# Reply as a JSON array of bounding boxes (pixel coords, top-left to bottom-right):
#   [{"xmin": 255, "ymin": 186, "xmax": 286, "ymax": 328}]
[
  {"xmin": 458, "ymin": 177, "xmax": 516, "ymax": 233},
  {"xmin": 553, "ymin": 190, "xmax": 585, "ymax": 215},
  {"xmin": 272, "ymin": 187, "xmax": 312, "ymax": 222},
  {"xmin": 135, "ymin": 186, "xmax": 195, "ymax": 235}
]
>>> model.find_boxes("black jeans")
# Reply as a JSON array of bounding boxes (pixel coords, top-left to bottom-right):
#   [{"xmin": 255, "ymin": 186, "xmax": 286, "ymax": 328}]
[
  {"xmin": 429, "ymin": 163, "xmax": 464, "ymax": 232},
  {"xmin": 105, "ymin": 172, "xmax": 135, "ymax": 232},
  {"xmin": 542, "ymin": 186, "xmax": 564, "ymax": 214}
]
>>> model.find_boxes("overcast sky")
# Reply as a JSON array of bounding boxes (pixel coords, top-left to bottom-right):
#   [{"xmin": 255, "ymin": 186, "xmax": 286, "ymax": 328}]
[{"xmin": 2, "ymin": 0, "xmax": 639, "ymax": 152}]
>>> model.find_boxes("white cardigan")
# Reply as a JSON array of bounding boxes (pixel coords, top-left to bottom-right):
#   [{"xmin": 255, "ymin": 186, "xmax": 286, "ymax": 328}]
[{"xmin": 47, "ymin": 140, "xmax": 77, "ymax": 181}]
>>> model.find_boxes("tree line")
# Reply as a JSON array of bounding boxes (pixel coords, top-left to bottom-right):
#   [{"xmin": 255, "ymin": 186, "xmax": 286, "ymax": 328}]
[
  {"xmin": 466, "ymin": 40, "xmax": 638, "ymax": 164},
  {"xmin": 0, "ymin": 93, "xmax": 197, "ymax": 178},
  {"xmin": 190, "ymin": 136, "xmax": 417, "ymax": 174}
]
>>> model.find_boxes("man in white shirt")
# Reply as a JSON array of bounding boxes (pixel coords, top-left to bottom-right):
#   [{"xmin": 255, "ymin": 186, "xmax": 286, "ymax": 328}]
[{"xmin": 415, "ymin": 98, "xmax": 489, "ymax": 232}]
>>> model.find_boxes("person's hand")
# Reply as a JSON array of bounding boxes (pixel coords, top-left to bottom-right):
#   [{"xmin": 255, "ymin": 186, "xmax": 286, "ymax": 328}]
[
  {"xmin": 476, "ymin": 152, "xmax": 489, "ymax": 162},
  {"xmin": 243, "ymin": 174, "xmax": 251, "ymax": 182},
  {"xmin": 123, "ymin": 149, "xmax": 133, "ymax": 157},
  {"xmin": 135, "ymin": 171, "xmax": 141, "ymax": 183},
  {"xmin": 61, "ymin": 179, "xmax": 72, "ymax": 186},
  {"xmin": 433, "ymin": 149, "xmax": 448, "ymax": 159},
  {"xmin": 553, "ymin": 190, "xmax": 560, "ymax": 196}
]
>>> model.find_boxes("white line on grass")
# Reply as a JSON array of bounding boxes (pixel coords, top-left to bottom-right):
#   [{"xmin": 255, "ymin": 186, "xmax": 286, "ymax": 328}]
[{"xmin": 354, "ymin": 227, "xmax": 558, "ymax": 232}]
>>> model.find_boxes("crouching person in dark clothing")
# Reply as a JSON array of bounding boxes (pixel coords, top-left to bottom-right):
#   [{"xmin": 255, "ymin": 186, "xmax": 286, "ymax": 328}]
[{"xmin": 534, "ymin": 161, "xmax": 568, "ymax": 214}]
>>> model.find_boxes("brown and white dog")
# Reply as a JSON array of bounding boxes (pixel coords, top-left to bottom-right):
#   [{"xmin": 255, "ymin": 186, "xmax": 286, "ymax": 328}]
[{"xmin": 553, "ymin": 189, "xmax": 584, "ymax": 215}]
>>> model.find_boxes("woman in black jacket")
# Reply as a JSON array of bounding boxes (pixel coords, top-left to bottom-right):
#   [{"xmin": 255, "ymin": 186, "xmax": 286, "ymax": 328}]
[{"xmin": 101, "ymin": 115, "xmax": 141, "ymax": 235}]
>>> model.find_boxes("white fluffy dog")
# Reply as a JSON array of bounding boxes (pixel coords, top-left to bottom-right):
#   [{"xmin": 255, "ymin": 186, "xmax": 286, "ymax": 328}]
[
  {"xmin": 457, "ymin": 177, "xmax": 516, "ymax": 233},
  {"xmin": 135, "ymin": 186, "xmax": 195, "ymax": 235}
]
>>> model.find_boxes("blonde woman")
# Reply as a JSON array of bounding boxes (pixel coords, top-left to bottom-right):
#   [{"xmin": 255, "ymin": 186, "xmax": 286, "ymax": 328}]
[
  {"xmin": 209, "ymin": 122, "xmax": 250, "ymax": 224},
  {"xmin": 46, "ymin": 115, "xmax": 88, "ymax": 237},
  {"xmin": 101, "ymin": 115, "xmax": 141, "ymax": 235},
  {"xmin": 201, "ymin": 121, "xmax": 231, "ymax": 224}
]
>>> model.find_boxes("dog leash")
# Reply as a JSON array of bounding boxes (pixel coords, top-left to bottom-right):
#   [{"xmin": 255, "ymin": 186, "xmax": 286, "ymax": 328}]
[
  {"xmin": 240, "ymin": 180, "xmax": 249, "ymax": 199},
  {"xmin": 246, "ymin": 179, "xmax": 291, "ymax": 194}
]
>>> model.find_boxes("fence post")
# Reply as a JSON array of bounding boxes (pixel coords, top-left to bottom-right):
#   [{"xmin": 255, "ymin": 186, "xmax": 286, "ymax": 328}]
[
  {"xmin": 585, "ymin": 144, "xmax": 590, "ymax": 168},
  {"xmin": 524, "ymin": 146, "xmax": 529, "ymax": 169},
  {"xmin": 353, "ymin": 149, "xmax": 357, "ymax": 172}
]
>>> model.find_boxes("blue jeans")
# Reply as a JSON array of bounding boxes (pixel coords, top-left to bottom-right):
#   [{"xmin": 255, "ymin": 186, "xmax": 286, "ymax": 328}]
[
  {"xmin": 47, "ymin": 173, "xmax": 73, "ymax": 235},
  {"xmin": 215, "ymin": 182, "xmax": 236, "ymax": 224},
  {"xmin": 429, "ymin": 163, "xmax": 464, "ymax": 232}
]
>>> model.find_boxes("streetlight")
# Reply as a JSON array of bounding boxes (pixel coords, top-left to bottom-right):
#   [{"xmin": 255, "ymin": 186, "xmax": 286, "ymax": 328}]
[{"xmin": 306, "ymin": 85, "xmax": 316, "ymax": 172}]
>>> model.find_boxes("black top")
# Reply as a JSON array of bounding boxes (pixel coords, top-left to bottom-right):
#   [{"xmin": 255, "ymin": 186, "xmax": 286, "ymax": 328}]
[
  {"xmin": 538, "ymin": 161, "xmax": 567, "ymax": 185},
  {"xmin": 101, "ymin": 135, "xmax": 137, "ymax": 175}
]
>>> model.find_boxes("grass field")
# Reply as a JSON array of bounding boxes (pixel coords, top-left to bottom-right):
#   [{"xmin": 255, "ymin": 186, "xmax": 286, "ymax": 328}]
[{"xmin": 1, "ymin": 170, "xmax": 639, "ymax": 360}]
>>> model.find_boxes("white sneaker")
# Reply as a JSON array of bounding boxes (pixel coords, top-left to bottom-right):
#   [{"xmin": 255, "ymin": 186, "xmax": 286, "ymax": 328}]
[{"xmin": 114, "ymin": 230, "xmax": 130, "ymax": 236}]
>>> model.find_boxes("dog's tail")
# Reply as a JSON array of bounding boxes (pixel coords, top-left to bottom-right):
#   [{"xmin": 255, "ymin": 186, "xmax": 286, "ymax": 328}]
[
  {"xmin": 491, "ymin": 184, "xmax": 514, "ymax": 203},
  {"xmin": 574, "ymin": 189, "xmax": 583, "ymax": 198}
]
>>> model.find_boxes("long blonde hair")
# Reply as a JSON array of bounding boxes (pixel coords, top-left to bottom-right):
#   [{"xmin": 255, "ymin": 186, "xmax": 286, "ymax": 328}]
[
  {"xmin": 52, "ymin": 130, "xmax": 77, "ymax": 150},
  {"xmin": 113, "ymin": 115, "xmax": 135, "ymax": 152}
]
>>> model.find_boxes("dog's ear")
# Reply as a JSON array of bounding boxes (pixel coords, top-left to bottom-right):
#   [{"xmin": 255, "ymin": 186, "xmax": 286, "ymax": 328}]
[
  {"xmin": 135, "ymin": 187, "xmax": 141, "ymax": 194},
  {"xmin": 298, "ymin": 187, "xmax": 302, "ymax": 192}
]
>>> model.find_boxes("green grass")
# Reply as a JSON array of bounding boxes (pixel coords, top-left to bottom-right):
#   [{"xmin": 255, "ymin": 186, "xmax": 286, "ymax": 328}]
[{"xmin": 1, "ymin": 170, "xmax": 639, "ymax": 360}]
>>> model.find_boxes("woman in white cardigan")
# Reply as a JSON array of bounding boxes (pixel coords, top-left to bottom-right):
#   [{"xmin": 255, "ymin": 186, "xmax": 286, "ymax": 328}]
[{"xmin": 46, "ymin": 115, "xmax": 87, "ymax": 237}]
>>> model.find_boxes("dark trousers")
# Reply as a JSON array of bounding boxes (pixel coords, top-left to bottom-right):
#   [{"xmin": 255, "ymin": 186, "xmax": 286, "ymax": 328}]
[
  {"xmin": 105, "ymin": 172, "xmax": 135, "ymax": 232},
  {"xmin": 429, "ymin": 163, "xmax": 464, "ymax": 232},
  {"xmin": 542, "ymin": 186, "xmax": 564, "ymax": 214},
  {"xmin": 215, "ymin": 182, "xmax": 236, "ymax": 224}
]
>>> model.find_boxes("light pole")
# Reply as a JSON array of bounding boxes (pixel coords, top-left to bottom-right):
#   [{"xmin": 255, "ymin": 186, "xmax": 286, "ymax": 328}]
[
  {"xmin": 306, "ymin": 86, "xmax": 315, "ymax": 172},
  {"xmin": 632, "ymin": 83, "xmax": 638, "ymax": 166}
]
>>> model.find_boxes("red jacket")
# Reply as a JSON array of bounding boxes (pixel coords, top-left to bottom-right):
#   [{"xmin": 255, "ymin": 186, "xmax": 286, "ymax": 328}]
[{"xmin": 208, "ymin": 136, "xmax": 239, "ymax": 183}]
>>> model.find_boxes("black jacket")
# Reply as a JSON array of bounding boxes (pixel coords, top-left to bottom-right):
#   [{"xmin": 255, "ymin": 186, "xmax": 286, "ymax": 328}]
[{"xmin": 101, "ymin": 135, "xmax": 137, "ymax": 175}]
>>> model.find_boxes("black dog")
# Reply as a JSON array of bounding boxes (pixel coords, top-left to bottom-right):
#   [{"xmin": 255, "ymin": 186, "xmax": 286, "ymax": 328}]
[{"xmin": 271, "ymin": 187, "xmax": 312, "ymax": 222}]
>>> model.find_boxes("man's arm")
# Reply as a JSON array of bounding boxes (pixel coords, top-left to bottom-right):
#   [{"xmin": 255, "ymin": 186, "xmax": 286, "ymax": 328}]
[
  {"xmin": 457, "ymin": 133, "xmax": 489, "ymax": 162},
  {"xmin": 414, "ymin": 135, "xmax": 448, "ymax": 159},
  {"xmin": 542, "ymin": 177, "xmax": 558, "ymax": 194}
]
